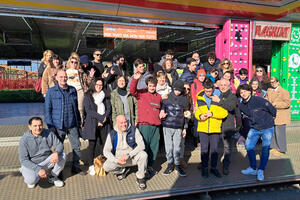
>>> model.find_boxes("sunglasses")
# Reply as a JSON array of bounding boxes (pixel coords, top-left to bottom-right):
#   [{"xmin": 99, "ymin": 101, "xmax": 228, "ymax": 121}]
[
  {"xmin": 184, "ymin": 87, "xmax": 190, "ymax": 90},
  {"xmin": 223, "ymin": 62, "xmax": 229, "ymax": 65},
  {"xmin": 256, "ymin": 70, "xmax": 263, "ymax": 72},
  {"xmin": 94, "ymin": 54, "xmax": 102, "ymax": 56},
  {"xmin": 71, "ymin": 61, "xmax": 78, "ymax": 64}
]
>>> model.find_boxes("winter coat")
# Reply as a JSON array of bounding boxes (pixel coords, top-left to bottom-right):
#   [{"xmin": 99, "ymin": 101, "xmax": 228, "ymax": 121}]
[
  {"xmin": 110, "ymin": 88, "xmax": 138, "ymax": 126},
  {"xmin": 45, "ymin": 84, "xmax": 81, "ymax": 129},
  {"xmin": 105, "ymin": 65, "xmax": 126, "ymax": 91},
  {"xmin": 218, "ymin": 90, "xmax": 239, "ymax": 137},
  {"xmin": 128, "ymin": 71, "xmax": 152, "ymax": 90},
  {"xmin": 203, "ymin": 59, "xmax": 220, "ymax": 73},
  {"xmin": 156, "ymin": 83, "xmax": 172, "ymax": 98},
  {"xmin": 82, "ymin": 94, "xmax": 111, "ymax": 140},
  {"xmin": 129, "ymin": 77, "xmax": 162, "ymax": 126},
  {"xmin": 195, "ymin": 91, "xmax": 228, "ymax": 134},
  {"xmin": 265, "ymin": 86, "xmax": 291, "ymax": 125},
  {"xmin": 179, "ymin": 68, "xmax": 196, "ymax": 85},
  {"xmin": 191, "ymin": 79, "xmax": 204, "ymax": 106},
  {"xmin": 159, "ymin": 55, "xmax": 182, "ymax": 69},
  {"xmin": 42, "ymin": 66, "xmax": 58, "ymax": 95},
  {"xmin": 164, "ymin": 69, "xmax": 179, "ymax": 85},
  {"xmin": 234, "ymin": 77, "xmax": 249, "ymax": 89},
  {"xmin": 238, "ymin": 95, "xmax": 276, "ymax": 130},
  {"xmin": 161, "ymin": 92, "xmax": 189, "ymax": 129},
  {"xmin": 38, "ymin": 62, "xmax": 47, "ymax": 78}
]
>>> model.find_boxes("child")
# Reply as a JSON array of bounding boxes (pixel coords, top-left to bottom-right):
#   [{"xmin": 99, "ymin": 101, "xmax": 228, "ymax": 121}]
[
  {"xmin": 156, "ymin": 71, "xmax": 172, "ymax": 100},
  {"xmin": 160, "ymin": 80, "xmax": 189, "ymax": 176},
  {"xmin": 130, "ymin": 72, "xmax": 162, "ymax": 176},
  {"xmin": 234, "ymin": 68, "xmax": 249, "ymax": 89}
]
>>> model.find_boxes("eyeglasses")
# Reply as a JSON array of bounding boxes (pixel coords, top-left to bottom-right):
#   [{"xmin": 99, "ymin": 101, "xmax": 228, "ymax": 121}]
[
  {"xmin": 94, "ymin": 54, "xmax": 101, "ymax": 56},
  {"xmin": 256, "ymin": 70, "xmax": 263, "ymax": 72},
  {"xmin": 71, "ymin": 61, "xmax": 78, "ymax": 64}
]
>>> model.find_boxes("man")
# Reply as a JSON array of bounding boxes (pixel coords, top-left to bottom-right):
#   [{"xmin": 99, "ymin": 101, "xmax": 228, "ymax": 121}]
[
  {"xmin": 103, "ymin": 115, "xmax": 148, "ymax": 190},
  {"xmin": 203, "ymin": 52, "xmax": 220, "ymax": 73},
  {"xmin": 211, "ymin": 78, "xmax": 240, "ymax": 175},
  {"xmin": 158, "ymin": 49, "xmax": 182, "ymax": 69},
  {"xmin": 45, "ymin": 69, "xmax": 84, "ymax": 175},
  {"xmin": 91, "ymin": 49, "xmax": 105, "ymax": 78},
  {"xmin": 237, "ymin": 84, "xmax": 276, "ymax": 181},
  {"xmin": 19, "ymin": 117, "xmax": 66, "ymax": 188},
  {"xmin": 128, "ymin": 58, "xmax": 152, "ymax": 89},
  {"xmin": 266, "ymin": 77, "xmax": 291, "ymax": 155},
  {"xmin": 179, "ymin": 58, "xmax": 197, "ymax": 85},
  {"xmin": 195, "ymin": 80, "xmax": 228, "ymax": 178},
  {"xmin": 187, "ymin": 52, "xmax": 203, "ymax": 74}
]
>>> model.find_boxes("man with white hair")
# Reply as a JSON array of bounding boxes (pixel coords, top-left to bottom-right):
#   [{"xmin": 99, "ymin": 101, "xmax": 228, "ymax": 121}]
[
  {"xmin": 212, "ymin": 78, "xmax": 241, "ymax": 175},
  {"xmin": 103, "ymin": 115, "xmax": 148, "ymax": 190}
]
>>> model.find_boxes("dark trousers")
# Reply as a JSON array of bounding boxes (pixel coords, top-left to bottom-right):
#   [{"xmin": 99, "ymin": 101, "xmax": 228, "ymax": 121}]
[
  {"xmin": 87, "ymin": 126, "xmax": 107, "ymax": 166},
  {"xmin": 199, "ymin": 132, "xmax": 221, "ymax": 169},
  {"xmin": 222, "ymin": 134, "xmax": 233, "ymax": 169}
]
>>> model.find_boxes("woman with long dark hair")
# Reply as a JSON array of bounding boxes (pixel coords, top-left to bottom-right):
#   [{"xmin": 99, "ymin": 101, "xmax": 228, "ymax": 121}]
[
  {"xmin": 252, "ymin": 66, "xmax": 271, "ymax": 91},
  {"xmin": 82, "ymin": 78, "xmax": 111, "ymax": 176}
]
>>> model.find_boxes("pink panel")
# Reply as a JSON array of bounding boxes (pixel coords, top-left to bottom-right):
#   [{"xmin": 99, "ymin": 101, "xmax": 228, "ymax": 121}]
[
  {"xmin": 223, "ymin": 19, "xmax": 231, "ymax": 61},
  {"xmin": 248, "ymin": 21, "xmax": 253, "ymax": 80},
  {"xmin": 228, "ymin": 20, "xmax": 250, "ymax": 77},
  {"xmin": 215, "ymin": 29, "xmax": 224, "ymax": 60}
]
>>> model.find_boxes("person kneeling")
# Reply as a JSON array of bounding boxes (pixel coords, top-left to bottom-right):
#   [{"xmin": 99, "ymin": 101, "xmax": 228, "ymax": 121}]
[
  {"xmin": 19, "ymin": 117, "xmax": 66, "ymax": 189},
  {"xmin": 103, "ymin": 115, "xmax": 148, "ymax": 190}
]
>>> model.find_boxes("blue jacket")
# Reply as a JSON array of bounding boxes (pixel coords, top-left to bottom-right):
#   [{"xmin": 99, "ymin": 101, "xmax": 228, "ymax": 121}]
[
  {"xmin": 179, "ymin": 68, "xmax": 196, "ymax": 85},
  {"xmin": 162, "ymin": 92, "xmax": 189, "ymax": 129},
  {"xmin": 45, "ymin": 84, "xmax": 81, "ymax": 129},
  {"xmin": 238, "ymin": 96, "xmax": 276, "ymax": 130}
]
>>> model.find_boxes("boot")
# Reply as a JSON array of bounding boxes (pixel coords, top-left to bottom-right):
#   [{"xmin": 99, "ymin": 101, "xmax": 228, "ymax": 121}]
[
  {"xmin": 201, "ymin": 153, "xmax": 209, "ymax": 178},
  {"xmin": 210, "ymin": 152, "xmax": 221, "ymax": 178}
]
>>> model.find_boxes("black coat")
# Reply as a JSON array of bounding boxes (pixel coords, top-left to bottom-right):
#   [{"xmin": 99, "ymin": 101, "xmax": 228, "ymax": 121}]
[
  {"xmin": 82, "ymin": 94, "xmax": 111, "ymax": 140},
  {"xmin": 218, "ymin": 90, "xmax": 240, "ymax": 137}
]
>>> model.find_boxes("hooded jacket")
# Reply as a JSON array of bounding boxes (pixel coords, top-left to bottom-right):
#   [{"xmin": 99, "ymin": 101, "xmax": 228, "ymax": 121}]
[
  {"xmin": 195, "ymin": 90, "xmax": 228, "ymax": 134},
  {"xmin": 128, "ymin": 71, "xmax": 152, "ymax": 90}
]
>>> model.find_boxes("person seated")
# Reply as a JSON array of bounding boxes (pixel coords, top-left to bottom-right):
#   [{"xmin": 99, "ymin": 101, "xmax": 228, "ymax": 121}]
[
  {"xmin": 103, "ymin": 115, "xmax": 148, "ymax": 190},
  {"xmin": 19, "ymin": 117, "xmax": 66, "ymax": 189}
]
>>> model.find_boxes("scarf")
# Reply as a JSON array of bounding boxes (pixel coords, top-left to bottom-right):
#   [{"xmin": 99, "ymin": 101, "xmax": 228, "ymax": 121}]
[
  {"xmin": 92, "ymin": 91, "xmax": 105, "ymax": 115},
  {"xmin": 117, "ymin": 87, "xmax": 127, "ymax": 96}
]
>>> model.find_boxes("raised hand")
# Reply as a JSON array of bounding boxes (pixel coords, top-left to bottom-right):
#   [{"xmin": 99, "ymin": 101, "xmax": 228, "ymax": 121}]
[
  {"xmin": 89, "ymin": 68, "xmax": 95, "ymax": 77},
  {"xmin": 133, "ymin": 72, "xmax": 142, "ymax": 80}
]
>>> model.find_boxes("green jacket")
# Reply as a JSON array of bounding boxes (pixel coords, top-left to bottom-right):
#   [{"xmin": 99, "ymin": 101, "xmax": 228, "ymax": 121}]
[{"xmin": 110, "ymin": 88, "xmax": 138, "ymax": 126}]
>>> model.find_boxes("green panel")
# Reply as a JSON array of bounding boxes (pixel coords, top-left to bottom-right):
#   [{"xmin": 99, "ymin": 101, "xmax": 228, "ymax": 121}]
[
  {"xmin": 271, "ymin": 41, "xmax": 281, "ymax": 79},
  {"xmin": 281, "ymin": 41, "xmax": 289, "ymax": 89},
  {"xmin": 287, "ymin": 23, "xmax": 300, "ymax": 120}
]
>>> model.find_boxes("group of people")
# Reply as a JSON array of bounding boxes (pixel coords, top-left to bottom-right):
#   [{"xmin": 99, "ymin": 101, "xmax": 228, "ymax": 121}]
[{"xmin": 19, "ymin": 49, "xmax": 291, "ymax": 190}]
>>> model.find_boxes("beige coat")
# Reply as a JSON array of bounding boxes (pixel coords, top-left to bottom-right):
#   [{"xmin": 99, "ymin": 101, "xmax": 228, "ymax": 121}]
[
  {"xmin": 265, "ymin": 86, "xmax": 291, "ymax": 125},
  {"xmin": 42, "ymin": 66, "xmax": 58, "ymax": 95}
]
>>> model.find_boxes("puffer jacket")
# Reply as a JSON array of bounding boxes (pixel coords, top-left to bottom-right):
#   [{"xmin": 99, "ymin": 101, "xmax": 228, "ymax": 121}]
[
  {"xmin": 195, "ymin": 91, "xmax": 228, "ymax": 134},
  {"xmin": 164, "ymin": 69, "xmax": 179, "ymax": 85},
  {"xmin": 179, "ymin": 68, "xmax": 196, "ymax": 85},
  {"xmin": 161, "ymin": 92, "xmax": 189, "ymax": 129}
]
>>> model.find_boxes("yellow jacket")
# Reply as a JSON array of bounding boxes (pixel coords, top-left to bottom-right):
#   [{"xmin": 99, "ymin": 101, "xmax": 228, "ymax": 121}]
[{"xmin": 195, "ymin": 91, "xmax": 228, "ymax": 134}]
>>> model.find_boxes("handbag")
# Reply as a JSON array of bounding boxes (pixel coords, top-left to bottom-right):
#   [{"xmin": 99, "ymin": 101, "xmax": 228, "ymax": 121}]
[
  {"xmin": 34, "ymin": 79, "xmax": 42, "ymax": 93},
  {"xmin": 94, "ymin": 155, "xmax": 107, "ymax": 176}
]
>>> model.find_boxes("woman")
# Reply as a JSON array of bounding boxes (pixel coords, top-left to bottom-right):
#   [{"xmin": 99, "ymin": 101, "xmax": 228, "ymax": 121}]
[
  {"xmin": 82, "ymin": 78, "xmax": 111, "ymax": 175},
  {"xmin": 266, "ymin": 77, "xmax": 291, "ymax": 155},
  {"xmin": 38, "ymin": 50, "xmax": 54, "ymax": 78},
  {"xmin": 162, "ymin": 59, "xmax": 179, "ymax": 85},
  {"xmin": 66, "ymin": 55, "xmax": 94, "ymax": 121},
  {"xmin": 218, "ymin": 58, "xmax": 234, "ymax": 79},
  {"xmin": 250, "ymin": 77, "xmax": 266, "ymax": 97},
  {"xmin": 42, "ymin": 54, "xmax": 63, "ymax": 96},
  {"xmin": 110, "ymin": 75, "xmax": 138, "ymax": 126},
  {"xmin": 253, "ymin": 67, "xmax": 271, "ymax": 91}
]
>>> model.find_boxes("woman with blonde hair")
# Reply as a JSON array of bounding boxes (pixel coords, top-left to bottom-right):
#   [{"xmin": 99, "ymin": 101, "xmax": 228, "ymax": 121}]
[
  {"xmin": 218, "ymin": 58, "xmax": 234, "ymax": 78},
  {"xmin": 41, "ymin": 54, "xmax": 63, "ymax": 96},
  {"xmin": 38, "ymin": 50, "xmax": 54, "ymax": 78},
  {"xmin": 66, "ymin": 55, "xmax": 95, "ymax": 122},
  {"xmin": 162, "ymin": 59, "xmax": 179, "ymax": 85}
]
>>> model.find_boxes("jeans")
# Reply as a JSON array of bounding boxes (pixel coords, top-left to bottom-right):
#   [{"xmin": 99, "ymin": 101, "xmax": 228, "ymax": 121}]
[
  {"xmin": 56, "ymin": 127, "xmax": 81, "ymax": 166},
  {"xmin": 163, "ymin": 127, "xmax": 182, "ymax": 165},
  {"xmin": 245, "ymin": 127, "xmax": 274, "ymax": 170},
  {"xmin": 20, "ymin": 153, "xmax": 66, "ymax": 185}
]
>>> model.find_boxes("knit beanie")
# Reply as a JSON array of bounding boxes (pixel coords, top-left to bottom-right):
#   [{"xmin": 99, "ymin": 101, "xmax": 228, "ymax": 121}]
[
  {"xmin": 197, "ymin": 69, "xmax": 206, "ymax": 78},
  {"xmin": 172, "ymin": 79, "xmax": 184, "ymax": 92}
]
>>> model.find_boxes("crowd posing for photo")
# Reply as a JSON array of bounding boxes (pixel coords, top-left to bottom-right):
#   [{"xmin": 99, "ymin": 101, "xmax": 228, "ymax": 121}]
[{"xmin": 19, "ymin": 49, "xmax": 291, "ymax": 190}]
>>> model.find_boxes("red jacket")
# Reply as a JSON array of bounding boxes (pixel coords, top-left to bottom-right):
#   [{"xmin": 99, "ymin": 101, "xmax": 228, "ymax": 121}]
[
  {"xmin": 129, "ymin": 78, "xmax": 162, "ymax": 126},
  {"xmin": 191, "ymin": 79, "xmax": 204, "ymax": 106}
]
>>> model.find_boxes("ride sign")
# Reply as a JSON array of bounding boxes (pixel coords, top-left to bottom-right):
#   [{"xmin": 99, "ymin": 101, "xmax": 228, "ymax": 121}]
[{"xmin": 253, "ymin": 21, "xmax": 292, "ymax": 41}]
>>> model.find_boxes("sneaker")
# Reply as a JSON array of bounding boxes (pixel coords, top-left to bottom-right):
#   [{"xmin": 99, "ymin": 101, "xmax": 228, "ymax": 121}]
[
  {"xmin": 241, "ymin": 167, "xmax": 257, "ymax": 175},
  {"xmin": 136, "ymin": 178, "xmax": 147, "ymax": 190},
  {"xmin": 147, "ymin": 166, "xmax": 158, "ymax": 175},
  {"xmin": 163, "ymin": 163, "xmax": 174, "ymax": 175},
  {"xmin": 116, "ymin": 168, "xmax": 130, "ymax": 181},
  {"xmin": 257, "ymin": 169, "xmax": 264, "ymax": 181},
  {"xmin": 88, "ymin": 165, "xmax": 96, "ymax": 176},
  {"xmin": 27, "ymin": 184, "xmax": 36, "ymax": 189},
  {"xmin": 175, "ymin": 165, "xmax": 187, "ymax": 177},
  {"xmin": 72, "ymin": 165, "xmax": 87, "ymax": 176},
  {"xmin": 210, "ymin": 168, "xmax": 222, "ymax": 178},
  {"xmin": 48, "ymin": 176, "xmax": 64, "ymax": 187}
]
